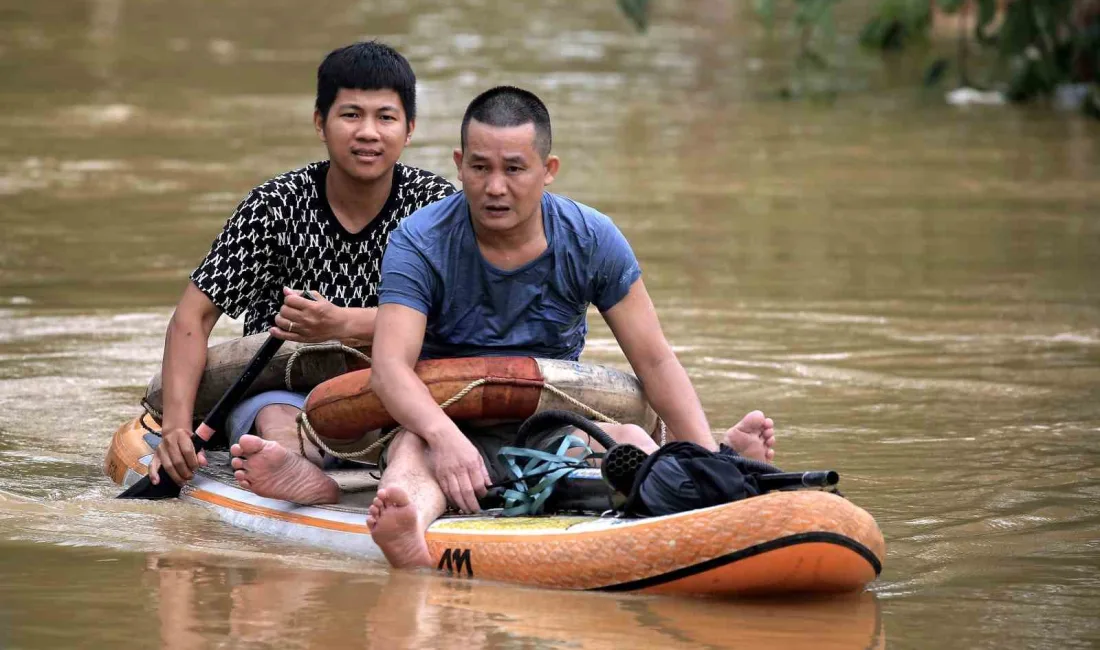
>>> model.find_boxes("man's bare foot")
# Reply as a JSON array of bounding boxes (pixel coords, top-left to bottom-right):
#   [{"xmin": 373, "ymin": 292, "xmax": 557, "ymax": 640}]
[
  {"xmin": 230, "ymin": 434, "xmax": 339, "ymax": 505},
  {"xmin": 724, "ymin": 410, "xmax": 776, "ymax": 462},
  {"xmin": 367, "ymin": 487, "xmax": 432, "ymax": 569}
]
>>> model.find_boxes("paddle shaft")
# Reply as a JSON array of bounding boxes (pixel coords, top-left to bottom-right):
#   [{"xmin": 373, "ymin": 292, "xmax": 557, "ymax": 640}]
[{"xmin": 189, "ymin": 331, "xmax": 288, "ymax": 452}]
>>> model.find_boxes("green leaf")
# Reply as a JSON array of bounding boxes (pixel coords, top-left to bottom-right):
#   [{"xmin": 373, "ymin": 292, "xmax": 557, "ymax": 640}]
[
  {"xmin": 796, "ymin": 48, "xmax": 830, "ymax": 71},
  {"xmin": 820, "ymin": 1, "xmax": 837, "ymax": 41},
  {"xmin": 617, "ymin": 0, "xmax": 650, "ymax": 32},
  {"xmin": 923, "ymin": 57, "xmax": 950, "ymax": 86},
  {"xmin": 752, "ymin": 0, "xmax": 775, "ymax": 28},
  {"xmin": 976, "ymin": 0, "xmax": 997, "ymax": 30},
  {"xmin": 794, "ymin": 0, "xmax": 835, "ymax": 26},
  {"xmin": 859, "ymin": 16, "xmax": 888, "ymax": 49},
  {"xmin": 998, "ymin": 1, "xmax": 1035, "ymax": 59},
  {"xmin": 936, "ymin": 0, "xmax": 966, "ymax": 13},
  {"xmin": 1083, "ymin": 85, "xmax": 1100, "ymax": 121}
]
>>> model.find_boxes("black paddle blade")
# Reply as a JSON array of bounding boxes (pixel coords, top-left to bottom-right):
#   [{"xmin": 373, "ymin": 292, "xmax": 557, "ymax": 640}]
[
  {"xmin": 116, "ymin": 432, "xmax": 206, "ymax": 500},
  {"xmin": 117, "ymin": 470, "xmax": 183, "ymax": 500}
]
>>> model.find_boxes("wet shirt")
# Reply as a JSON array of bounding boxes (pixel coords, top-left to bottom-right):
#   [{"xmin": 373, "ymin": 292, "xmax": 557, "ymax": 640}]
[
  {"xmin": 379, "ymin": 192, "xmax": 642, "ymax": 360},
  {"xmin": 191, "ymin": 161, "xmax": 455, "ymax": 335}
]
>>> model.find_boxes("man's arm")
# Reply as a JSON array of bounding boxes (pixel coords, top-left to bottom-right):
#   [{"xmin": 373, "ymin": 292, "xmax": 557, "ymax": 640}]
[
  {"xmin": 150, "ymin": 282, "xmax": 222, "ymax": 485},
  {"xmin": 601, "ymin": 278, "xmax": 718, "ymax": 451},
  {"xmin": 371, "ymin": 303, "xmax": 491, "ymax": 512}
]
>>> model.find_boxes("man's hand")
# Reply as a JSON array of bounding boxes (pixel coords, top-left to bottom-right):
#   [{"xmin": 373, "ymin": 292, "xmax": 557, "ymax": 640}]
[
  {"xmin": 148, "ymin": 427, "xmax": 208, "ymax": 486},
  {"xmin": 270, "ymin": 287, "xmax": 345, "ymax": 343},
  {"xmin": 427, "ymin": 431, "xmax": 491, "ymax": 514}
]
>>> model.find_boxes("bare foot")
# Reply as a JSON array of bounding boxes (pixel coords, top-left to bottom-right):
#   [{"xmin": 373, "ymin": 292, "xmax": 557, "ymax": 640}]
[
  {"xmin": 366, "ymin": 487, "xmax": 432, "ymax": 569},
  {"xmin": 724, "ymin": 410, "xmax": 776, "ymax": 462},
  {"xmin": 230, "ymin": 434, "xmax": 339, "ymax": 505}
]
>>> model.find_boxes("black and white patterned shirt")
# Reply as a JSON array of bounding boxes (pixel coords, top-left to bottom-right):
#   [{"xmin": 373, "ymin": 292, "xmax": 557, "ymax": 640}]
[{"xmin": 191, "ymin": 161, "xmax": 455, "ymax": 335}]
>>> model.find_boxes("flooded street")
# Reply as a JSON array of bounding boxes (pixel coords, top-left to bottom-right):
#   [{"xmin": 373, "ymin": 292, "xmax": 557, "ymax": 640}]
[{"xmin": 2, "ymin": 0, "xmax": 1098, "ymax": 648}]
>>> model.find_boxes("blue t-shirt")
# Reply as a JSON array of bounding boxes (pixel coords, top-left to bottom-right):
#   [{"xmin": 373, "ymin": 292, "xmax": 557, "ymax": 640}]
[{"xmin": 379, "ymin": 191, "xmax": 642, "ymax": 360}]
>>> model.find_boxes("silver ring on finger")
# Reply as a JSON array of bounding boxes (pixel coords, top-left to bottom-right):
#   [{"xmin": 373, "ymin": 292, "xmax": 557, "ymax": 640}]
[{"xmin": 287, "ymin": 321, "xmax": 294, "ymax": 333}]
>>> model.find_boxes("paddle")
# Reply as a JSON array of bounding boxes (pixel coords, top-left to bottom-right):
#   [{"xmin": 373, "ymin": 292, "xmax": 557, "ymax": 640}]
[{"xmin": 118, "ymin": 292, "xmax": 312, "ymax": 500}]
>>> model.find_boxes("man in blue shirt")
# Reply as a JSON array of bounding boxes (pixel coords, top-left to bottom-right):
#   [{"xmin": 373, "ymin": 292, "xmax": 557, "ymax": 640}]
[{"xmin": 366, "ymin": 86, "xmax": 776, "ymax": 569}]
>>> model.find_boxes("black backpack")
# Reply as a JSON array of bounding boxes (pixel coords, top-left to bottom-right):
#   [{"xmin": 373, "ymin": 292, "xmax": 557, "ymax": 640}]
[
  {"xmin": 607, "ymin": 441, "xmax": 839, "ymax": 518},
  {"xmin": 615, "ymin": 442, "xmax": 760, "ymax": 517}
]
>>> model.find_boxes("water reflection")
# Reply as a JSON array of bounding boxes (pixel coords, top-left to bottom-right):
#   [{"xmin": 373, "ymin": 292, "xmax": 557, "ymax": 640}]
[
  {"xmin": 148, "ymin": 554, "xmax": 884, "ymax": 650},
  {"xmin": 86, "ymin": 0, "xmax": 123, "ymax": 95}
]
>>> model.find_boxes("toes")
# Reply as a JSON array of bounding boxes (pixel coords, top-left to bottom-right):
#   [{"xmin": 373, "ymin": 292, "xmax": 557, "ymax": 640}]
[
  {"xmin": 230, "ymin": 457, "xmax": 245, "ymax": 470},
  {"xmin": 234, "ymin": 469, "xmax": 248, "ymax": 482},
  {"xmin": 230, "ymin": 443, "xmax": 243, "ymax": 457},
  {"xmin": 238, "ymin": 434, "xmax": 266, "ymax": 454},
  {"xmin": 386, "ymin": 487, "xmax": 411, "ymax": 508}
]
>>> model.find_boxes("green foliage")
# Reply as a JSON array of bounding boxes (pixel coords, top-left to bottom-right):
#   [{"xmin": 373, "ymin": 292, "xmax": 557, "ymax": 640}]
[
  {"xmin": 753, "ymin": 0, "xmax": 776, "ymax": 28},
  {"xmin": 985, "ymin": 0, "xmax": 1097, "ymax": 102},
  {"xmin": 750, "ymin": 0, "xmax": 843, "ymax": 99},
  {"xmin": 975, "ymin": 0, "xmax": 997, "ymax": 40},
  {"xmin": 859, "ymin": 0, "xmax": 930, "ymax": 51},
  {"xmin": 617, "ymin": 0, "xmax": 650, "ymax": 32},
  {"xmin": 618, "ymin": 0, "xmax": 1100, "ymax": 118}
]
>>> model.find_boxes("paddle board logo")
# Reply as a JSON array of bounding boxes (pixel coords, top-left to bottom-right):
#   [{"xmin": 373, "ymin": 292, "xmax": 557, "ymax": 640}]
[{"xmin": 437, "ymin": 548, "xmax": 473, "ymax": 576}]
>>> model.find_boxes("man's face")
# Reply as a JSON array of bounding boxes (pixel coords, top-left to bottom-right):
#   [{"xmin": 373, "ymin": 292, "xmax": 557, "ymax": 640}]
[
  {"xmin": 454, "ymin": 120, "xmax": 558, "ymax": 233},
  {"xmin": 315, "ymin": 88, "xmax": 413, "ymax": 184}
]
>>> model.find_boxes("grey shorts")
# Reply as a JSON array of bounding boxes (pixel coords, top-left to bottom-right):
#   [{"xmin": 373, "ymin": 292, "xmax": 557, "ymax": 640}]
[{"xmin": 380, "ymin": 421, "xmax": 581, "ymax": 486}]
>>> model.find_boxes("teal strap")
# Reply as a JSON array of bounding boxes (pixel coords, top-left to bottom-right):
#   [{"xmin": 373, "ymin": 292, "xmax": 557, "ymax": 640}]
[{"xmin": 497, "ymin": 434, "xmax": 596, "ymax": 516}]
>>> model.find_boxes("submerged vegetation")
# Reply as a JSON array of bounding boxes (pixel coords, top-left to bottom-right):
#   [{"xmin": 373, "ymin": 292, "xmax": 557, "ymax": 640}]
[{"xmin": 618, "ymin": 0, "xmax": 1100, "ymax": 118}]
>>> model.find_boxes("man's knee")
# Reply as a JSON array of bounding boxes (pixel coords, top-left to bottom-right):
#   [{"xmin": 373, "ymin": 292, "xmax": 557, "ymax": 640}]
[
  {"xmin": 600, "ymin": 423, "xmax": 645, "ymax": 442},
  {"xmin": 601, "ymin": 423, "xmax": 658, "ymax": 452}
]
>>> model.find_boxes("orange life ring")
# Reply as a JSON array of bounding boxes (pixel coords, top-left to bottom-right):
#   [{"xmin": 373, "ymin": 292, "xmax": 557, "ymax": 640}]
[{"xmin": 303, "ymin": 357, "xmax": 658, "ymax": 444}]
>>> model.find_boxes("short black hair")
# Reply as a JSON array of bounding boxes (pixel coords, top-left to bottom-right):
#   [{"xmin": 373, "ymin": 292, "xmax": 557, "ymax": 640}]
[
  {"xmin": 460, "ymin": 86, "xmax": 552, "ymax": 159},
  {"xmin": 315, "ymin": 41, "xmax": 416, "ymax": 122}
]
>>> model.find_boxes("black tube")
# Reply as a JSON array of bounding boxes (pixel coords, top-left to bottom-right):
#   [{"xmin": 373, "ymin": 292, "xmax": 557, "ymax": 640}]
[
  {"xmin": 514, "ymin": 410, "xmax": 617, "ymax": 450},
  {"xmin": 756, "ymin": 470, "xmax": 839, "ymax": 491}
]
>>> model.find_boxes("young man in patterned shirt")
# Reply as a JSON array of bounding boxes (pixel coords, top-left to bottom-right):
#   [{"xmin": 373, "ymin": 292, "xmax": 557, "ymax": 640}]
[{"xmin": 148, "ymin": 42, "xmax": 455, "ymax": 501}]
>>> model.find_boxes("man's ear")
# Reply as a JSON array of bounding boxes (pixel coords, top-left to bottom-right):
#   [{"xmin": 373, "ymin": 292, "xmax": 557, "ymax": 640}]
[
  {"xmin": 543, "ymin": 155, "xmax": 560, "ymax": 186},
  {"xmin": 405, "ymin": 118, "xmax": 416, "ymax": 144},
  {"xmin": 453, "ymin": 148, "xmax": 464, "ymax": 181},
  {"xmin": 314, "ymin": 110, "xmax": 326, "ymax": 143}
]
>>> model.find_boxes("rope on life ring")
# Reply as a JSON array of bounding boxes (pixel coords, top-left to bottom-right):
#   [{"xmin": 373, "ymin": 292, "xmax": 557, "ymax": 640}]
[
  {"xmin": 284, "ymin": 342, "xmax": 372, "ymax": 392},
  {"xmin": 296, "ymin": 377, "xmax": 627, "ymax": 461}
]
